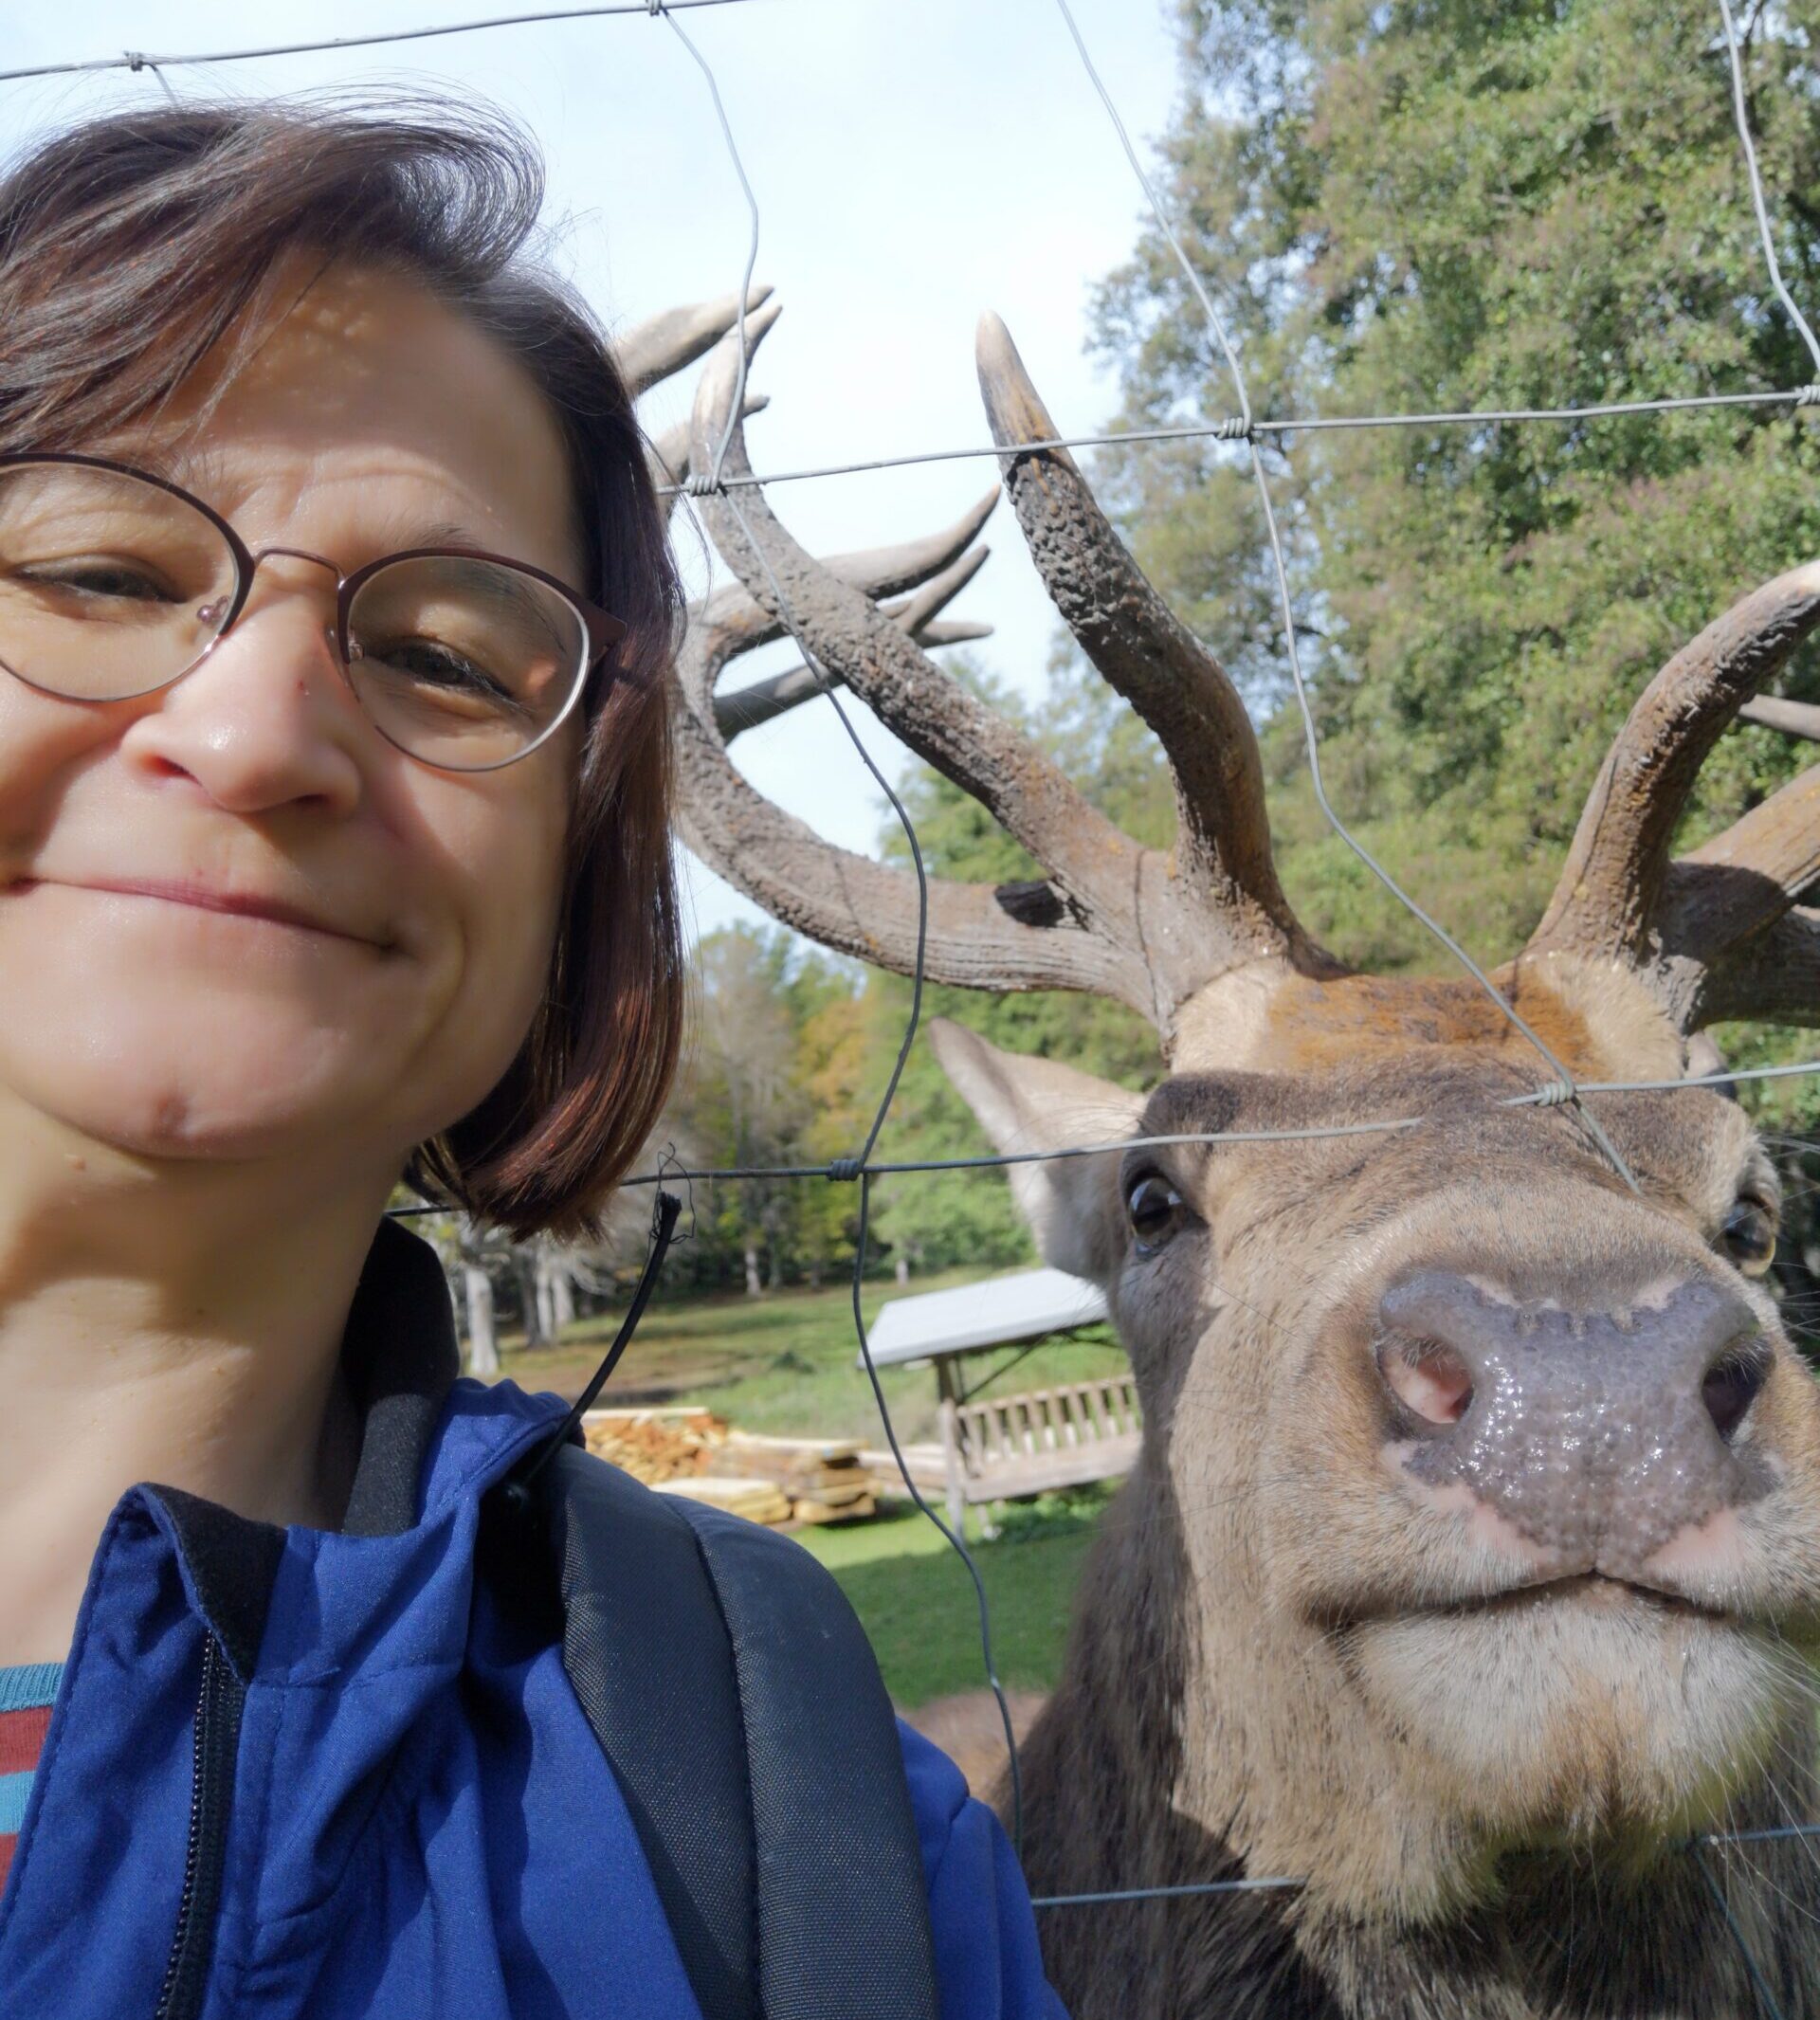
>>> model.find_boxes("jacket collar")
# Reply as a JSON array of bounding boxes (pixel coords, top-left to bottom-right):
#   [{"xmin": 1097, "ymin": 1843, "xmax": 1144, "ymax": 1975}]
[
  {"xmin": 337, "ymin": 1216, "xmax": 463, "ymax": 1538},
  {"xmin": 151, "ymin": 1214, "xmax": 466, "ymax": 1679}
]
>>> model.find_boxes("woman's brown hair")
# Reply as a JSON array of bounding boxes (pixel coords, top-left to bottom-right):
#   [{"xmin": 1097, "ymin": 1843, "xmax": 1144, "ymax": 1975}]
[{"xmin": 0, "ymin": 98, "xmax": 685, "ymax": 1239}]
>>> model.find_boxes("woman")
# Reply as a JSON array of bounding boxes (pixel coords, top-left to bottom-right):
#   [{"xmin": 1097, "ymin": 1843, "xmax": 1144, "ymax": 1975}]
[{"xmin": 0, "ymin": 100, "xmax": 1060, "ymax": 2017}]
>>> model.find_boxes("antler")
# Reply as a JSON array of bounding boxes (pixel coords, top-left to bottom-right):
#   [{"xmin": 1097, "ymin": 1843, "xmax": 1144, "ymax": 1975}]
[
  {"xmin": 974, "ymin": 314, "xmax": 1323, "ymax": 971},
  {"xmin": 715, "ymin": 542, "xmax": 993, "ymax": 740},
  {"xmin": 1525, "ymin": 563, "xmax": 1820, "ymax": 1028},
  {"xmin": 610, "ymin": 286, "xmax": 773, "ymax": 504},
  {"xmin": 1741, "ymin": 694, "xmax": 1820, "ymax": 741},
  {"xmin": 670, "ymin": 306, "xmax": 1335, "ymax": 1042},
  {"xmin": 613, "ymin": 284, "xmax": 774, "ymax": 398}
]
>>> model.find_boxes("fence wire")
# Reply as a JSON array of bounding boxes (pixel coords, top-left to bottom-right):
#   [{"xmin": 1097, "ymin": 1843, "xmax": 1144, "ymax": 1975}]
[
  {"xmin": 660, "ymin": 0, "xmax": 1820, "ymax": 1986},
  {"xmin": 666, "ymin": 2, "xmax": 1820, "ymax": 1982},
  {"xmin": 0, "ymin": 0, "xmax": 762, "ymax": 84},
  {"xmin": 20, "ymin": 0, "xmax": 1820, "ymax": 1994}
]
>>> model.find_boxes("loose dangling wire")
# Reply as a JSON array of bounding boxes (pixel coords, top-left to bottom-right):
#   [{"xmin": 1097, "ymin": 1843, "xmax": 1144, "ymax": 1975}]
[{"xmin": 513, "ymin": 1188, "xmax": 682, "ymax": 1494}]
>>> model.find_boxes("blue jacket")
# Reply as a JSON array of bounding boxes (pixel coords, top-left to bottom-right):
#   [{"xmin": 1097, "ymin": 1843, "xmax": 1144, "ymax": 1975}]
[{"xmin": 0, "ymin": 1223, "xmax": 1064, "ymax": 2018}]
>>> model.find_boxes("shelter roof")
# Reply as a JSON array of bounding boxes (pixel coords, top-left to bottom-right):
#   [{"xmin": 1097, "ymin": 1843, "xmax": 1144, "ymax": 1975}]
[{"xmin": 861, "ymin": 1266, "xmax": 1108, "ymax": 1369}]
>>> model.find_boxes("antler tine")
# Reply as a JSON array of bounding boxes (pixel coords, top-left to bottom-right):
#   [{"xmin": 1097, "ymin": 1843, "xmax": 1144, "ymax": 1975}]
[
  {"xmin": 1667, "ymin": 759, "xmax": 1820, "ymax": 941},
  {"xmin": 682, "ymin": 305, "xmax": 1222, "ymax": 1016},
  {"xmin": 1740, "ymin": 694, "xmax": 1820, "ymax": 742},
  {"xmin": 646, "ymin": 393, "xmax": 769, "ymax": 497},
  {"xmin": 692, "ymin": 486, "xmax": 1000, "ymax": 643},
  {"xmin": 819, "ymin": 488, "xmax": 999, "ymax": 601},
  {"xmin": 690, "ymin": 490, "xmax": 1001, "ymax": 674},
  {"xmin": 633, "ymin": 295, "xmax": 782, "ymax": 518},
  {"xmin": 974, "ymin": 312, "xmax": 1328, "ymax": 974},
  {"xmin": 670, "ymin": 537, "xmax": 1164, "ymax": 1010},
  {"xmin": 611, "ymin": 284, "xmax": 774, "ymax": 399},
  {"xmin": 716, "ymin": 544, "xmax": 992, "ymax": 743},
  {"xmin": 1531, "ymin": 562, "xmax": 1820, "ymax": 966},
  {"xmin": 1701, "ymin": 905, "xmax": 1820, "ymax": 1027},
  {"xmin": 906, "ymin": 617, "xmax": 993, "ymax": 646}
]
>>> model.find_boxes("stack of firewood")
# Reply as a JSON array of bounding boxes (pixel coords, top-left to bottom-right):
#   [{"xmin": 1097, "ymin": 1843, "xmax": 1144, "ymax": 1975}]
[
  {"xmin": 712, "ymin": 1431, "xmax": 878, "ymax": 1525},
  {"xmin": 580, "ymin": 1407, "xmax": 723, "ymax": 1484},
  {"xmin": 579, "ymin": 1410, "xmax": 877, "ymax": 1527}
]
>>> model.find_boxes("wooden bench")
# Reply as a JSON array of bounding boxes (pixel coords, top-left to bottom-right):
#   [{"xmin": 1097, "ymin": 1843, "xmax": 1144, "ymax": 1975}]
[{"xmin": 936, "ymin": 1367, "xmax": 1142, "ymax": 1531}]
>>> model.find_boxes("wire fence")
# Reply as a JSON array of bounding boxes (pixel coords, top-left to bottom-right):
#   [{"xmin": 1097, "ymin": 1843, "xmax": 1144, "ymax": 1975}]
[{"xmin": 15, "ymin": 1, "xmax": 1820, "ymax": 2010}]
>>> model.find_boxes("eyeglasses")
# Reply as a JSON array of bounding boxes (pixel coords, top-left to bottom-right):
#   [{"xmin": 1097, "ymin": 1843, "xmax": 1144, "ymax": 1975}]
[{"xmin": 0, "ymin": 452, "xmax": 628, "ymax": 773}]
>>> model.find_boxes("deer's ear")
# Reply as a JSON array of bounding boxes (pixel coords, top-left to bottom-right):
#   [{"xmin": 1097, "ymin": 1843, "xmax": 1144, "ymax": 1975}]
[{"xmin": 927, "ymin": 1018, "xmax": 1143, "ymax": 1285}]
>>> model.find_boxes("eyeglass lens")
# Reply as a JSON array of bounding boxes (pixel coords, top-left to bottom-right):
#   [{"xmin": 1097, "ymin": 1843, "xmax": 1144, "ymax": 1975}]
[{"xmin": 0, "ymin": 460, "xmax": 589, "ymax": 771}]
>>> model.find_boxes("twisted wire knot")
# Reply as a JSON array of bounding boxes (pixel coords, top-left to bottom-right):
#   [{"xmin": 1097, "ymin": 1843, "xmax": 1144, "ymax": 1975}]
[
  {"xmin": 123, "ymin": 49, "xmax": 148, "ymax": 69},
  {"xmin": 1797, "ymin": 385, "xmax": 1820, "ymax": 409},
  {"xmin": 824, "ymin": 1156, "xmax": 864, "ymax": 1182},
  {"xmin": 1210, "ymin": 416, "xmax": 1256, "ymax": 442},
  {"xmin": 1532, "ymin": 1077, "xmax": 1577, "ymax": 1108},
  {"xmin": 682, "ymin": 471, "xmax": 722, "ymax": 496}
]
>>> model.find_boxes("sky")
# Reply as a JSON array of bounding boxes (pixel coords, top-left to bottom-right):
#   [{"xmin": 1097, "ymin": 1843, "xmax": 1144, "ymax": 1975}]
[{"xmin": 0, "ymin": 0, "xmax": 1186, "ymax": 945}]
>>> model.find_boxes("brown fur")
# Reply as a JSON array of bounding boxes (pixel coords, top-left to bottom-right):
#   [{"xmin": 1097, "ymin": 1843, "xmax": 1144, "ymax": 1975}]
[{"xmin": 931, "ymin": 975, "xmax": 1820, "ymax": 2019}]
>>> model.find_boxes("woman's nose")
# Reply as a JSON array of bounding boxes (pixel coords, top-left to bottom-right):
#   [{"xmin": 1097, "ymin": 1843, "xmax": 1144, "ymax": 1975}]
[{"xmin": 118, "ymin": 573, "xmax": 366, "ymax": 817}]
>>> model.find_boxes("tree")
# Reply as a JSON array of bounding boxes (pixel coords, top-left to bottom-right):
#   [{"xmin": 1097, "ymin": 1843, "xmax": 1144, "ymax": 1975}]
[
  {"xmin": 461, "ymin": 1224, "xmax": 502, "ymax": 1377},
  {"xmin": 861, "ymin": 660, "xmax": 1164, "ymax": 1274},
  {"xmin": 847, "ymin": 8, "xmax": 1820, "ymax": 1301},
  {"xmin": 668, "ymin": 925, "xmax": 870, "ymax": 1293},
  {"xmin": 1088, "ymin": 0, "xmax": 1820, "ymax": 985}
]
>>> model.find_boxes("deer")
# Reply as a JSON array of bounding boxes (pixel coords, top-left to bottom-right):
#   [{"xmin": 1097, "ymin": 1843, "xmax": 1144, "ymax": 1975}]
[{"xmin": 662, "ymin": 297, "xmax": 1820, "ymax": 2018}]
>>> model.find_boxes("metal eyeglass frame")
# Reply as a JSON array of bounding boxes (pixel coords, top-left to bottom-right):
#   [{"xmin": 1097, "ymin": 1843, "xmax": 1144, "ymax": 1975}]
[{"xmin": 0, "ymin": 450, "xmax": 631, "ymax": 773}]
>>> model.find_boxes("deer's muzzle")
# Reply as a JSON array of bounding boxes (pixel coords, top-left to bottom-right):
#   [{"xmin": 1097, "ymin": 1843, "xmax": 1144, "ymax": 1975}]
[{"xmin": 1377, "ymin": 1270, "xmax": 1774, "ymax": 1585}]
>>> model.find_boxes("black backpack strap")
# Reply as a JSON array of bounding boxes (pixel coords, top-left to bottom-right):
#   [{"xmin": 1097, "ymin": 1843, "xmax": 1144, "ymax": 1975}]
[
  {"xmin": 531, "ymin": 1445, "xmax": 939, "ymax": 2020},
  {"xmin": 537, "ymin": 1446, "xmax": 757, "ymax": 2020},
  {"xmin": 666, "ymin": 1492, "xmax": 940, "ymax": 2020}
]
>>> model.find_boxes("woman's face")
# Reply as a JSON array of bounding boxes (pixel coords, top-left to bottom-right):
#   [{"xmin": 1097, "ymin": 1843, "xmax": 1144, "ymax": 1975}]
[{"xmin": 0, "ymin": 265, "xmax": 584, "ymax": 1171}]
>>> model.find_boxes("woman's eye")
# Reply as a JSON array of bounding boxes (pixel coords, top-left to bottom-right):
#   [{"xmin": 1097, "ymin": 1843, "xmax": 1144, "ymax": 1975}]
[
  {"xmin": 359, "ymin": 637, "xmax": 518, "ymax": 706},
  {"xmin": 1126, "ymin": 1174, "xmax": 1185, "ymax": 1255},
  {"xmin": 16, "ymin": 558, "xmax": 176, "ymax": 604},
  {"xmin": 1720, "ymin": 1196, "xmax": 1777, "ymax": 1277}
]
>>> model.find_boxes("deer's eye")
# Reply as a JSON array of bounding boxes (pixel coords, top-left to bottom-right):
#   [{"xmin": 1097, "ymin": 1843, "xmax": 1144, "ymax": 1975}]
[
  {"xmin": 1126, "ymin": 1174, "xmax": 1185, "ymax": 1255},
  {"xmin": 1721, "ymin": 1196, "xmax": 1776, "ymax": 1278}
]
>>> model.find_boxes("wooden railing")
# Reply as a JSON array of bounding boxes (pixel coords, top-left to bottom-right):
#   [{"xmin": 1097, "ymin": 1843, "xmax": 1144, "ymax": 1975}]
[{"xmin": 936, "ymin": 1373, "xmax": 1142, "ymax": 1526}]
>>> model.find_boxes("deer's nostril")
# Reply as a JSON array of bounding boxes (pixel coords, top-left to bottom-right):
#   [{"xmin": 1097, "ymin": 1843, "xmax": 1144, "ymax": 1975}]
[
  {"xmin": 1701, "ymin": 1345, "xmax": 1767, "ymax": 1443},
  {"xmin": 1378, "ymin": 1336, "xmax": 1474, "ymax": 1429}
]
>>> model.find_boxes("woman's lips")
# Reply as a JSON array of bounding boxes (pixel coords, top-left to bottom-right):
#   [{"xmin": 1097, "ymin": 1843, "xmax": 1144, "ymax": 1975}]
[{"xmin": 9, "ymin": 877, "xmax": 384, "ymax": 947}]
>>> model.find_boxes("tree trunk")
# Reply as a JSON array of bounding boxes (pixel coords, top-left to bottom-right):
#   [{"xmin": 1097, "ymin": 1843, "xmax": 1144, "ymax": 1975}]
[
  {"xmin": 531, "ymin": 1246, "xmax": 565, "ymax": 1341},
  {"xmin": 743, "ymin": 1240, "xmax": 763, "ymax": 1298},
  {"xmin": 464, "ymin": 1265, "xmax": 500, "ymax": 1378},
  {"xmin": 895, "ymin": 1253, "xmax": 910, "ymax": 1286},
  {"xmin": 551, "ymin": 1264, "xmax": 575, "ymax": 1333},
  {"xmin": 807, "ymin": 1255, "xmax": 824, "ymax": 1290},
  {"xmin": 517, "ymin": 1251, "xmax": 549, "ymax": 1351}
]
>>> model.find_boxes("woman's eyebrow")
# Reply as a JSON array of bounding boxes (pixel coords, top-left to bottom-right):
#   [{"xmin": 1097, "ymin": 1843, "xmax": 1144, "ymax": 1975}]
[
  {"xmin": 413, "ymin": 518, "xmax": 491, "ymax": 551},
  {"xmin": 112, "ymin": 442, "xmax": 227, "ymax": 496},
  {"xmin": 423, "ymin": 550, "xmax": 574, "ymax": 654}
]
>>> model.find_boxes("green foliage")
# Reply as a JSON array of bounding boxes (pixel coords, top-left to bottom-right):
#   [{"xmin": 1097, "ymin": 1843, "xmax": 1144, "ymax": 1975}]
[
  {"xmin": 661, "ymin": 922, "xmax": 875, "ymax": 1294},
  {"xmin": 666, "ymin": 6, "xmax": 1820, "ymax": 1296},
  {"xmin": 1091, "ymin": 0, "xmax": 1820, "ymax": 974}
]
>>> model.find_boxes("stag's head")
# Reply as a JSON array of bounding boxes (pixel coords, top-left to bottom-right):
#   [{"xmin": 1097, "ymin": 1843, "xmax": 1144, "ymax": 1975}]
[{"xmin": 672, "ymin": 303, "xmax": 1820, "ymax": 1915}]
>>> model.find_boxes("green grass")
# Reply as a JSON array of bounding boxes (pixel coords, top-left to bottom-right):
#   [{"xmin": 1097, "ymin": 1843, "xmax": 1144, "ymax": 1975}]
[
  {"xmin": 495, "ymin": 1269, "xmax": 1129, "ymax": 1445},
  {"xmin": 794, "ymin": 1494, "xmax": 1104, "ymax": 1707},
  {"xmin": 492, "ymin": 1279, "xmax": 1121, "ymax": 1707}
]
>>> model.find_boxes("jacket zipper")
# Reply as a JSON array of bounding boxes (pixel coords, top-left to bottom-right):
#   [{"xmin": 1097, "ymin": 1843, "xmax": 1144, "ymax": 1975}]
[{"xmin": 153, "ymin": 1634, "xmax": 245, "ymax": 2020}]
